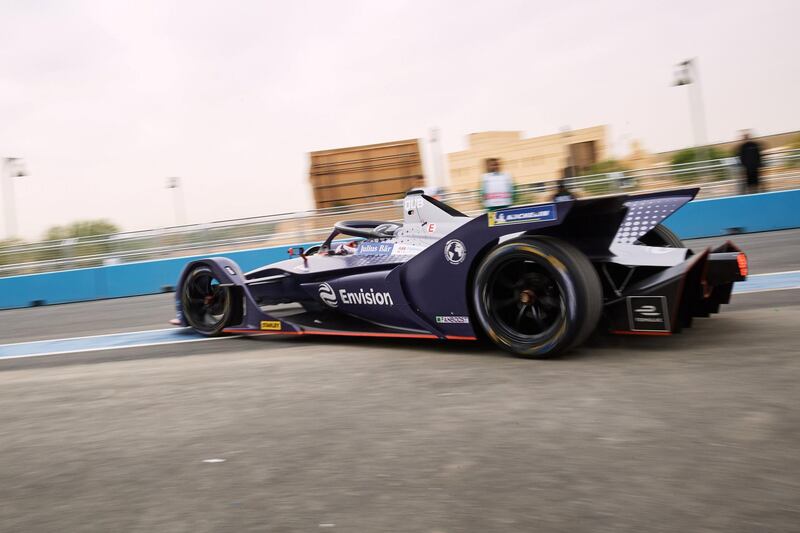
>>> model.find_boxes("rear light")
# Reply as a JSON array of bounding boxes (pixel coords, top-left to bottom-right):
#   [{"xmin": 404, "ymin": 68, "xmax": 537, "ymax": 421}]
[{"xmin": 736, "ymin": 253, "xmax": 748, "ymax": 277}]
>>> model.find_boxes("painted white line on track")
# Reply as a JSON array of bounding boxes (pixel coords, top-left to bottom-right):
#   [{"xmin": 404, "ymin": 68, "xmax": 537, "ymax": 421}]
[
  {"xmin": 0, "ymin": 335, "xmax": 237, "ymax": 361},
  {"xmin": 0, "ymin": 327, "xmax": 187, "ymax": 349},
  {"xmin": 734, "ymin": 285, "xmax": 800, "ymax": 295},
  {"xmin": 732, "ymin": 270, "xmax": 800, "ymax": 294}
]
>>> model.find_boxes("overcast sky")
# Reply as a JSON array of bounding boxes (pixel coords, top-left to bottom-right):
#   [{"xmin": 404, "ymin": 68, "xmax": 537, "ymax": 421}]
[{"xmin": 1, "ymin": 0, "xmax": 798, "ymax": 239}]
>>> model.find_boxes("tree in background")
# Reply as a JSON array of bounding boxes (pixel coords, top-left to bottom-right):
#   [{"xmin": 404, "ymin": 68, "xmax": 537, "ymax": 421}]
[
  {"xmin": 580, "ymin": 159, "xmax": 630, "ymax": 195},
  {"xmin": 670, "ymin": 146, "xmax": 728, "ymax": 183},
  {"xmin": 39, "ymin": 219, "xmax": 121, "ymax": 265},
  {"xmin": 44, "ymin": 219, "xmax": 119, "ymax": 241}
]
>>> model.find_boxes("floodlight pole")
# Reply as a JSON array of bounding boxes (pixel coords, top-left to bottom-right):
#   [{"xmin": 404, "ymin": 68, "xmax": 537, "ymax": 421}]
[
  {"xmin": 2, "ymin": 158, "xmax": 26, "ymax": 239},
  {"xmin": 429, "ymin": 127, "xmax": 445, "ymax": 189},
  {"xmin": 166, "ymin": 177, "xmax": 187, "ymax": 226},
  {"xmin": 674, "ymin": 58, "xmax": 710, "ymax": 162}
]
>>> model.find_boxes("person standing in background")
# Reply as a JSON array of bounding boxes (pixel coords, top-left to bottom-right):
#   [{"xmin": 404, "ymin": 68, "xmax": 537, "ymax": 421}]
[
  {"xmin": 481, "ymin": 158, "xmax": 514, "ymax": 210},
  {"xmin": 552, "ymin": 178, "xmax": 575, "ymax": 202},
  {"xmin": 552, "ymin": 157, "xmax": 580, "ymax": 201},
  {"xmin": 737, "ymin": 131, "xmax": 763, "ymax": 194}
]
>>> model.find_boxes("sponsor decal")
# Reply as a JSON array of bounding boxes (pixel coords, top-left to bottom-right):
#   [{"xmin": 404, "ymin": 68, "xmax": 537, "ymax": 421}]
[
  {"xmin": 488, "ymin": 204, "xmax": 557, "ymax": 227},
  {"xmin": 394, "ymin": 243, "xmax": 425, "ymax": 255},
  {"xmin": 436, "ymin": 316, "xmax": 470, "ymax": 324},
  {"xmin": 627, "ymin": 296, "xmax": 670, "ymax": 332},
  {"xmin": 224, "ymin": 266, "xmax": 236, "ymax": 275},
  {"xmin": 427, "ymin": 223, "xmax": 437, "ymax": 233},
  {"xmin": 319, "ymin": 282, "xmax": 394, "ymax": 307},
  {"xmin": 260, "ymin": 320, "xmax": 282, "ymax": 331},
  {"xmin": 444, "ymin": 239, "xmax": 467, "ymax": 265},
  {"xmin": 339, "ymin": 287, "xmax": 394, "ymax": 306},
  {"xmin": 357, "ymin": 242, "xmax": 394, "ymax": 255},
  {"xmin": 403, "ymin": 196, "xmax": 425, "ymax": 210},
  {"xmin": 318, "ymin": 283, "xmax": 338, "ymax": 307}
]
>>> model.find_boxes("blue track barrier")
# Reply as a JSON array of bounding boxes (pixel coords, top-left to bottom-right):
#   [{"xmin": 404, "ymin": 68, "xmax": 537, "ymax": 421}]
[
  {"xmin": 663, "ymin": 189, "xmax": 800, "ymax": 239},
  {"xmin": 1, "ymin": 189, "xmax": 798, "ymax": 310},
  {"xmin": 0, "ymin": 245, "xmax": 298, "ymax": 310}
]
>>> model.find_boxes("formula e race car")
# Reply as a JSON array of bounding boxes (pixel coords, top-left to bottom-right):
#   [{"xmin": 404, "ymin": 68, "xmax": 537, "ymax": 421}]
[{"xmin": 173, "ymin": 188, "xmax": 748, "ymax": 358}]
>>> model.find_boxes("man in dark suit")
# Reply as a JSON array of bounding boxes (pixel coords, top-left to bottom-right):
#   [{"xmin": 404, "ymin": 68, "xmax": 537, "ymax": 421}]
[{"xmin": 737, "ymin": 131, "xmax": 763, "ymax": 194}]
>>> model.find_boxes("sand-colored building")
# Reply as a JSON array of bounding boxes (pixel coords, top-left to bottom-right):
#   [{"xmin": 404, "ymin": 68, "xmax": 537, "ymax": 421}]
[
  {"xmin": 620, "ymin": 139, "xmax": 661, "ymax": 170},
  {"xmin": 308, "ymin": 139, "xmax": 424, "ymax": 209},
  {"xmin": 447, "ymin": 126, "xmax": 608, "ymax": 192},
  {"xmin": 656, "ymin": 129, "xmax": 800, "ymax": 162}
]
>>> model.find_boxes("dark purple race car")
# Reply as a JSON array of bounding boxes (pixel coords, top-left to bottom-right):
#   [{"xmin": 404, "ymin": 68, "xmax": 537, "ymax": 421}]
[{"xmin": 173, "ymin": 188, "xmax": 747, "ymax": 358}]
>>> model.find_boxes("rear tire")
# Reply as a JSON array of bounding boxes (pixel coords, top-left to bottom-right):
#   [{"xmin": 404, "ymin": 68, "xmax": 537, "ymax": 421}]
[
  {"xmin": 637, "ymin": 224, "xmax": 683, "ymax": 248},
  {"xmin": 472, "ymin": 237, "xmax": 602, "ymax": 358},
  {"xmin": 180, "ymin": 266, "xmax": 236, "ymax": 336}
]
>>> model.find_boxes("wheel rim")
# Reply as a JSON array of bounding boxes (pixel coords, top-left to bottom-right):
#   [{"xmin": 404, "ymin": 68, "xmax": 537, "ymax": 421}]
[
  {"xmin": 483, "ymin": 255, "xmax": 566, "ymax": 342},
  {"xmin": 182, "ymin": 269, "xmax": 230, "ymax": 331}
]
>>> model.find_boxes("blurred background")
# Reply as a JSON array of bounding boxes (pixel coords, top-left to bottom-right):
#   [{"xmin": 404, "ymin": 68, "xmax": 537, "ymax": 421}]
[{"xmin": 1, "ymin": 1, "xmax": 798, "ymax": 248}]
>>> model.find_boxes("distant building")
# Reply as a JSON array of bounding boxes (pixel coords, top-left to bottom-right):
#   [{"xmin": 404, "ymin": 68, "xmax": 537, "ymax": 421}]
[
  {"xmin": 654, "ymin": 129, "xmax": 800, "ymax": 162},
  {"xmin": 308, "ymin": 139, "xmax": 424, "ymax": 209},
  {"xmin": 447, "ymin": 126, "xmax": 608, "ymax": 192}
]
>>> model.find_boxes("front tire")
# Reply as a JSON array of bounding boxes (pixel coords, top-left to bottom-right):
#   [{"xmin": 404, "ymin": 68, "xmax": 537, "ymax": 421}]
[
  {"xmin": 180, "ymin": 266, "xmax": 236, "ymax": 336},
  {"xmin": 472, "ymin": 237, "xmax": 602, "ymax": 358}
]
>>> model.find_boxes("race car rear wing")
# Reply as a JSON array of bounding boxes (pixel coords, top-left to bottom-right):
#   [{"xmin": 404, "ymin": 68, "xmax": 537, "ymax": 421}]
[{"xmin": 605, "ymin": 241, "xmax": 746, "ymax": 335}]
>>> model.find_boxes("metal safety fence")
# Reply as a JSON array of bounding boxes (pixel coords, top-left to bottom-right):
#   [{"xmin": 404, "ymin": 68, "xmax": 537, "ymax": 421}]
[{"xmin": 2, "ymin": 149, "xmax": 799, "ymax": 277}]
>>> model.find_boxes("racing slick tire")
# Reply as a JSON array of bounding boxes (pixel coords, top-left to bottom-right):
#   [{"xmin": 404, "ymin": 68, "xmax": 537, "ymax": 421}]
[
  {"xmin": 180, "ymin": 265, "xmax": 239, "ymax": 336},
  {"xmin": 472, "ymin": 237, "xmax": 602, "ymax": 358},
  {"xmin": 637, "ymin": 224, "xmax": 683, "ymax": 248}
]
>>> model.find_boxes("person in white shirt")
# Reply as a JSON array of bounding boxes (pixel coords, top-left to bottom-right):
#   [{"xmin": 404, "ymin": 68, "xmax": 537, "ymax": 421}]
[{"xmin": 481, "ymin": 158, "xmax": 514, "ymax": 210}]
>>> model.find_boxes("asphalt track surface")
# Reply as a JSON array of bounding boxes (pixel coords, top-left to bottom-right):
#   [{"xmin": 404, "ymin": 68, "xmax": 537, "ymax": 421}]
[{"xmin": 1, "ymin": 229, "xmax": 799, "ymax": 532}]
